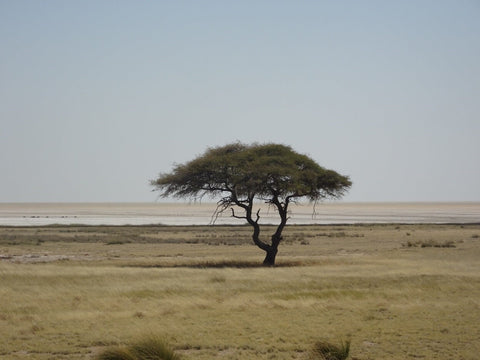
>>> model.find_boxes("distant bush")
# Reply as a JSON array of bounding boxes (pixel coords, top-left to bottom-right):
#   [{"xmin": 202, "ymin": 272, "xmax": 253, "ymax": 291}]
[
  {"xmin": 96, "ymin": 337, "xmax": 180, "ymax": 360},
  {"xmin": 105, "ymin": 239, "xmax": 132, "ymax": 245},
  {"xmin": 316, "ymin": 232, "xmax": 363, "ymax": 238},
  {"xmin": 421, "ymin": 240, "xmax": 455, "ymax": 248},
  {"xmin": 309, "ymin": 339, "xmax": 351, "ymax": 360},
  {"xmin": 403, "ymin": 240, "xmax": 456, "ymax": 248}
]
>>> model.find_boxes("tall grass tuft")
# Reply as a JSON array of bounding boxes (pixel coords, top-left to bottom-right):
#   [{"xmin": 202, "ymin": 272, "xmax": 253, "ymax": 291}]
[
  {"xmin": 96, "ymin": 337, "xmax": 180, "ymax": 360},
  {"xmin": 129, "ymin": 337, "xmax": 181, "ymax": 360},
  {"xmin": 310, "ymin": 339, "xmax": 351, "ymax": 360}
]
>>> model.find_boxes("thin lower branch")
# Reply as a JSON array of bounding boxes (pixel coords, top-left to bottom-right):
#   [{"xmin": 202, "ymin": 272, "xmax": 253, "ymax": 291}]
[
  {"xmin": 210, "ymin": 198, "xmax": 232, "ymax": 224},
  {"xmin": 231, "ymin": 208, "xmax": 247, "ymax": 220},
  {"xmin": 312, "ymin": 198, "xmax": 318, "ymax": 220},
  {"xmin": 255, "ymin": 208, "xmax": 261, "ymax": 223}
]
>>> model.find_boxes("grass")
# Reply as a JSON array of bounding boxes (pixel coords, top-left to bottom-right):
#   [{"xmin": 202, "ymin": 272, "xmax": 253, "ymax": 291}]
[
  {"xmin": 128, "ymin": 337, "xmax": 180, "ymax": 360},
  {"xmin": 97, "ymin": 348, "xmax": 136, "ymax": 360},
  {"xmin": 310, "ymin": 339, "xmax": 350, "ymax": 360},
  {"xmin": 1, "ymin": 223, "xmax": 480, "ymax": 359},
  {"xmin": 96, "ymin": 336, "xmax": 181, "ymax": 360}
]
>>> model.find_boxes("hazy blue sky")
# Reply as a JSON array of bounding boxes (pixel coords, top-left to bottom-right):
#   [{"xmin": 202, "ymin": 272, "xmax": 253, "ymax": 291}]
[{"xmin": 1, "ymin": 1, "xmax": 479, "ymax": 202}]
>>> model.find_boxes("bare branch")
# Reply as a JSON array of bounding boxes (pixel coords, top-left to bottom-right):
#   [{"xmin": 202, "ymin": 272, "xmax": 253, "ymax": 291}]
[
  {"xmin": 312, "ymin": 198, "xmax": 319, "ymax": 220},
  {"xmin": 255, "ymin": 208, "xmax": 261, "ymax": 223},
  {"xmin": 210, "ymin": 197, "xmax": 232, "ymax": 224},
  {"xmin": 231, "ymin": 208, "xmax": 247, "ymax": 220}
]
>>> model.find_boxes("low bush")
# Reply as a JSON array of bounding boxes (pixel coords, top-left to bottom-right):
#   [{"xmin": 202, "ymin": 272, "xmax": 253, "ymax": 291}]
[
  {"xmin": 403, "ymin": 240, "xmax": 456, "ymax": 248},
  {"xmin": 420, "ymin": 240, "xmax": 455, "ymax": 248}
]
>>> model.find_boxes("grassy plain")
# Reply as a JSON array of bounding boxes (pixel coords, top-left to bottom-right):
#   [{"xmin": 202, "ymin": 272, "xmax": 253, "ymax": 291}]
[{"xmin": 1, "ymin": 223, "xmax": 480, "ymax": 359}]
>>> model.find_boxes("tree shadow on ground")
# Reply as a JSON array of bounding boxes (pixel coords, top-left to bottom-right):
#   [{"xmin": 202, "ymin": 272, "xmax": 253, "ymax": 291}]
[{"xmin": 122, "ymin": 259, "xmax": 320, "ymax": 269}]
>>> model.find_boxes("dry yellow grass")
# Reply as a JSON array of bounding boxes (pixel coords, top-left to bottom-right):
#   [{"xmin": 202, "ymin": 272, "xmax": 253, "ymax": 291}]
[{"xmin": 1, "ymin": 224, "xmax": 480, "ymax": 359}]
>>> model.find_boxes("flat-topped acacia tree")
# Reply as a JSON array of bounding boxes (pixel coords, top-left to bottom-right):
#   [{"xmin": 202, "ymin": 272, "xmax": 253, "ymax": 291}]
[{"xmin": 151, "ymin": 143, "xmax": 352, "ymax": 266}]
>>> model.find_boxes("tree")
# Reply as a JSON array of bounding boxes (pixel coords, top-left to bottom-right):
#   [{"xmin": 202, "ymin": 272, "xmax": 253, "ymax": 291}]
[{"xmin": 151, "ymin": 142, "xmax": 352, "ymax": 266}]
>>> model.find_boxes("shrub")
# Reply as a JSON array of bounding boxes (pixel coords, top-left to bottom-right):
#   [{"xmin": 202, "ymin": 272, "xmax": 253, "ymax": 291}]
[
  {"xmin": 310, "ymin": 339, "xmax": 351, "ymax": 360},
  {"xmin": 96, "ymin": 337, "xmax": 180, "ymax": 360},
  {"xmin": 403, "ymin": 240, "xmax": 456, "ymax": 248},
  {"xmin": 420, "ymin": 240, "xmax": 455, "ymax": 248}
]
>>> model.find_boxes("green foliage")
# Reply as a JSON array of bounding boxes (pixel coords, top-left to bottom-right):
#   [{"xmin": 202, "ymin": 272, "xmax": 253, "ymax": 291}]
[
  {"xmin": 310, "ymin": 339, "xmax": 351, "ymax": 360},
  {"xmin": 151, "ymin": 142, "xmax": 351, "ymax": 202},
  {"xmin": 96, "ymin": 337, "xmax": 181, "ymax": 360}
]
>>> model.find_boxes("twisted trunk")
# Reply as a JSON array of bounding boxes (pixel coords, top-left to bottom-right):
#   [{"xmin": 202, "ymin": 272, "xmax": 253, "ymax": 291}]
[
  {"xmin": 232, "ymin": 193, "xmax": 290, "ymax": 266},
  {"xmin": 261, "ymin": 196, "xmax": 289, "ymax": 266}
]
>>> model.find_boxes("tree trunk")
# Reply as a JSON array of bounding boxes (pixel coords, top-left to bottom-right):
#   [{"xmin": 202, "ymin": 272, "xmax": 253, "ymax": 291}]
[
  {"xmin": 238, "ymin": 196, "xmax": 284, "ymax": 267},
  {"xmin": 263, "ymin": 246, "xmax": 278, "ymax": 266}
]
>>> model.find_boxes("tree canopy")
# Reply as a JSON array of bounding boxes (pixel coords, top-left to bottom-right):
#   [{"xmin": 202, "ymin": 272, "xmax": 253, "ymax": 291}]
[{"xmin": 151, "ymin": 142, "xmax": 352, "ymax": 265}]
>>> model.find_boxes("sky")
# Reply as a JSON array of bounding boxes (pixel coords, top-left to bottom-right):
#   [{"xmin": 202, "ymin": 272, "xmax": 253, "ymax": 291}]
[{"xmin": 1, "ymin": 1, "xmax": 479, "ymax": 203}]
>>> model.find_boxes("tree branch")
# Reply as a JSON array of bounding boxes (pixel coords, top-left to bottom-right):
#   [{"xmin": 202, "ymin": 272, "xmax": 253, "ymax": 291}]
[
  {"xmin": 210, "ymin": 197, "xmax": 232, "ymax": 224},
  {"xmin": 231, "ymin": 207, "xmax": 247, "ymax": 220},
  {"xmin": 255, "ymin": 208, "xmax": 261, "ymax": 224}
]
